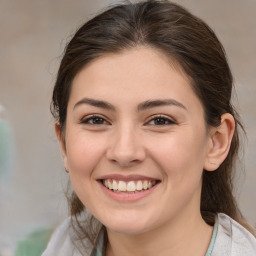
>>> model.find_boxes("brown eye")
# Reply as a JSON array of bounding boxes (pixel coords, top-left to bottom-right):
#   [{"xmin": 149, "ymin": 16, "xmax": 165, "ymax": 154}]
[
  {"xmin": 147, "ymin": 116, "xmax": 176, "ymax": 126},
  {"xmin": 81, "ymin": 115, "xmax": 108, "ymax": 125}
]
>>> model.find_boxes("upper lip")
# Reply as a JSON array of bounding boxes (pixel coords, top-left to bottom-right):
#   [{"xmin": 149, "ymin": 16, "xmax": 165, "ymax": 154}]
[{"xmin": 97, "ymin": 174, "xmax": 160, "ymax": 182}]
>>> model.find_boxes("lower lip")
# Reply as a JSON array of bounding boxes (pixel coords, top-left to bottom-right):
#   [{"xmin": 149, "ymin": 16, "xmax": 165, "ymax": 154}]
[{"xmin": 98, "ymin": 181, "xmax": 159, "ymax": 202}]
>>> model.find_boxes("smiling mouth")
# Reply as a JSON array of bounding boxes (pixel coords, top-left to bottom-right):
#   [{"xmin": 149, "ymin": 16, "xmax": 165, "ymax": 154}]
[{"xmin": 101, "ymin": 179, "xmax": 159, "ymax": 193}]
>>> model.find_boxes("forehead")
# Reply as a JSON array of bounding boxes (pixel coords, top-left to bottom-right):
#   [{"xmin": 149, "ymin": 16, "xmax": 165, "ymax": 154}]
[{"xmin": 69, "ymin": 46, "xmax": 203, "ymax": 112}]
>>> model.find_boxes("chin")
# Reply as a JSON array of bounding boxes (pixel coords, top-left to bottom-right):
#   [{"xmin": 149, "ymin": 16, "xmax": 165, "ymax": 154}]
[
  {"xmin": 107, "ymin": 224, "xmax": 148, "ymax": 235},
  {"xmin": 101, "ymin": 215, "xmax": 153, "ymax": 235}
]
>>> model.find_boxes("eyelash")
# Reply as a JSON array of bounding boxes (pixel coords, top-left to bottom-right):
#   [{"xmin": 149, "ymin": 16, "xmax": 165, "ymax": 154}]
[
  {"xmin": 80, "ymin": 114, "xmax": 176, "ymax": 126},
  {"xmin": 146, "ymin": 115, "xmax": 176, "ymax": 126},
  {"xmin": 80, "ymin": 115, "xmax": 110, "ymax": 125}
]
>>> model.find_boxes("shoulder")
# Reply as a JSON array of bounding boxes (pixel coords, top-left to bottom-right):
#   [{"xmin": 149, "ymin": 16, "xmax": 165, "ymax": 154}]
[
  {"xmin": 212, "ymin": 213, "xmax": 256, "ymax": 256},
  {"xmin": 41, "ymin": 217, "xmax": 88, "ymax": 256}
]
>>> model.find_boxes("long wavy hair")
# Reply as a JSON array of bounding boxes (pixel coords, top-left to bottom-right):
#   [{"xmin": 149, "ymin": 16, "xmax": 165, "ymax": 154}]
[{"xmin": 51, "ymin": 0, "xmax": 255, "ymax": 249}]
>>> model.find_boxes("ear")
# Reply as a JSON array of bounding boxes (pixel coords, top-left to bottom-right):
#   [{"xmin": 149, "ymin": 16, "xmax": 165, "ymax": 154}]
[
  {"xmin": 55, "ymin": 123, "xmax": 68, "ymax": 170},
  {"xmin": 204, "ymin": 113, "xmax": 235, "ymax": 171}
]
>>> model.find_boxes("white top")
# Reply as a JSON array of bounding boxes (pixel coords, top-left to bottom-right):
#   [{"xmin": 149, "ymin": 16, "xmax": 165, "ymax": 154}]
[{"xmin": 42, "ymin": 213, "xmax": 256, "ymax": 256}]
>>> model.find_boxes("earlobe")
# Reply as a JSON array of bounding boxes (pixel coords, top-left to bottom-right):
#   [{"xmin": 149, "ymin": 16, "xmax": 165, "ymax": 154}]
[
  {"xmin": 55, "ymin": 123, "xmax": 68, "ymax": 168},
  {"xmin": 204, "ymin": 113, "xmax": 235, "ymax": 171}
]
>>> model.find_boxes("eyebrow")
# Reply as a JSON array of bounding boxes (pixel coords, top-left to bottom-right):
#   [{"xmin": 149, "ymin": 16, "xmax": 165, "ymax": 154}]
[
  {"xmin": 73, "ymin": 98, "xmax": 187, "ymax": 111},
  {"xmin": 74, "ymin": 98, "xmax": 116, "ymax": 111},
  {"xmin": 137, "ymin": 99, "xmax": 187, "ymax": 111}
]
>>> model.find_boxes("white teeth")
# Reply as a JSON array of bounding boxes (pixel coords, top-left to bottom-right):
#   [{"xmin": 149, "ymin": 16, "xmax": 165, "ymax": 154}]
[
  {"xmin": 112, "ymin": 180, "xmax": 118, "ymax": 190},
  {"xmin": 143, "ymin": 180, "xmax": 148, "ymax": 190},
  {"xmin": 107, "ymin": 179, "xmax": 113, "ymax": 189},
  {"xmin": 103, "ymin": 179, "xmax": 157, "ymax": 192},
  {"xmin": 127, "ymin": 181, "xmax": 136, "ymax": 192},
  {"xmin": 118, "ymin": 181, "xmax": 126, "ymax": 191},
  {"xmin": 136, "ymin": 180, "xmax": 142, "ymax": 191}
]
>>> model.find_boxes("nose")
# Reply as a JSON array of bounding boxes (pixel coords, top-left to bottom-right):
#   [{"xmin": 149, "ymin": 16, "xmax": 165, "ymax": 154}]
[{"xmin": 106, "ymin": 124, "xmax": 146, "ymax": 167}]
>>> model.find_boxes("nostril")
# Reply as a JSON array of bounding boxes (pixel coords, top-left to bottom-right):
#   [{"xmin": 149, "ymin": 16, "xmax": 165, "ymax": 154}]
[
  {"xmin": 106, "ymin": 148, "xmax": 146, "ymax": 167},
  {"xmin": 109, "ymin": 158, "xmax": 142, "ymax": 168},
  {"xmin": 106, "ymin": 131, "xmax": 146, "ymax": 165}
]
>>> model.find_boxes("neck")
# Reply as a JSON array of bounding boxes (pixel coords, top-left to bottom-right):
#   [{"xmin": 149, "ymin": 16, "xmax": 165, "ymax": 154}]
[{"xmin": 106, "ymin": 211, "xmax": 213, "ymax": 256}]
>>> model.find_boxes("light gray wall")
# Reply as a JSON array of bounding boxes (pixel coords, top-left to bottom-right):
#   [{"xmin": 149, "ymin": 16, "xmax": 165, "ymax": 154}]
[{"xmin": 0, "ymin": 0, "xmax": 255, "ymax": 249}]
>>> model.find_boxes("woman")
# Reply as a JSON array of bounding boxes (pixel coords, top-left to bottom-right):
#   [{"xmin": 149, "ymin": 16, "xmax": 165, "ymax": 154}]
[{"xmin": 42, "ymin": 0, "xmax": 256, "ymax": 255}]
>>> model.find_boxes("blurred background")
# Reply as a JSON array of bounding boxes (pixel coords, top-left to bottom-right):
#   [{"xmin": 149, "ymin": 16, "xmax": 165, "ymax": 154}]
[{"xmin": 0, "ymin": 0, "xmax": 255, "ymax": 255}]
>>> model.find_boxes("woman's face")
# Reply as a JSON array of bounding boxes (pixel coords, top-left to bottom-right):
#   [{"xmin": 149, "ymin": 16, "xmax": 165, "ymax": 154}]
[{"xmin": 59, "ymin": 47, "xmax": 213, "ymax": 234}]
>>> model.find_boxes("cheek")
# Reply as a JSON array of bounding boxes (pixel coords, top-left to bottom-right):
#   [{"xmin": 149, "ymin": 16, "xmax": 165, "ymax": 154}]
[
  {"xmin": 148, "ymin": 131, "xmax": 207, "ymax": 180},
  {"xmin": 65, "ymin": 132, "xmax": 108, "ymax": 209},
  {"xmin": 65, "ymin": 131, "xmax": 106, "ymax": 177}
]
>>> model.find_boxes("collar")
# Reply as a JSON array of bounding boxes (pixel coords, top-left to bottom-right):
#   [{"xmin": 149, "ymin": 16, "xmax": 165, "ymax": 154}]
[{"xmin": 90, "ymin": 227, "xmax": 107, "ymax": 256}]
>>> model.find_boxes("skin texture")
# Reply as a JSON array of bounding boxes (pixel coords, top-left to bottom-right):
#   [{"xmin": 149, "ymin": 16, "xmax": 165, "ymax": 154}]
[{"xmin": 56, "ymin": 47, "xmax": 235, "ymax": 256}]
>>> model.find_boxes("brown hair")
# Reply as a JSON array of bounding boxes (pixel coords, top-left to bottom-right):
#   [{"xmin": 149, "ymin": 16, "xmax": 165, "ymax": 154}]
[{"xmin": 51, "ymin": 0, "xmax": 254, "ymax": 247}]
